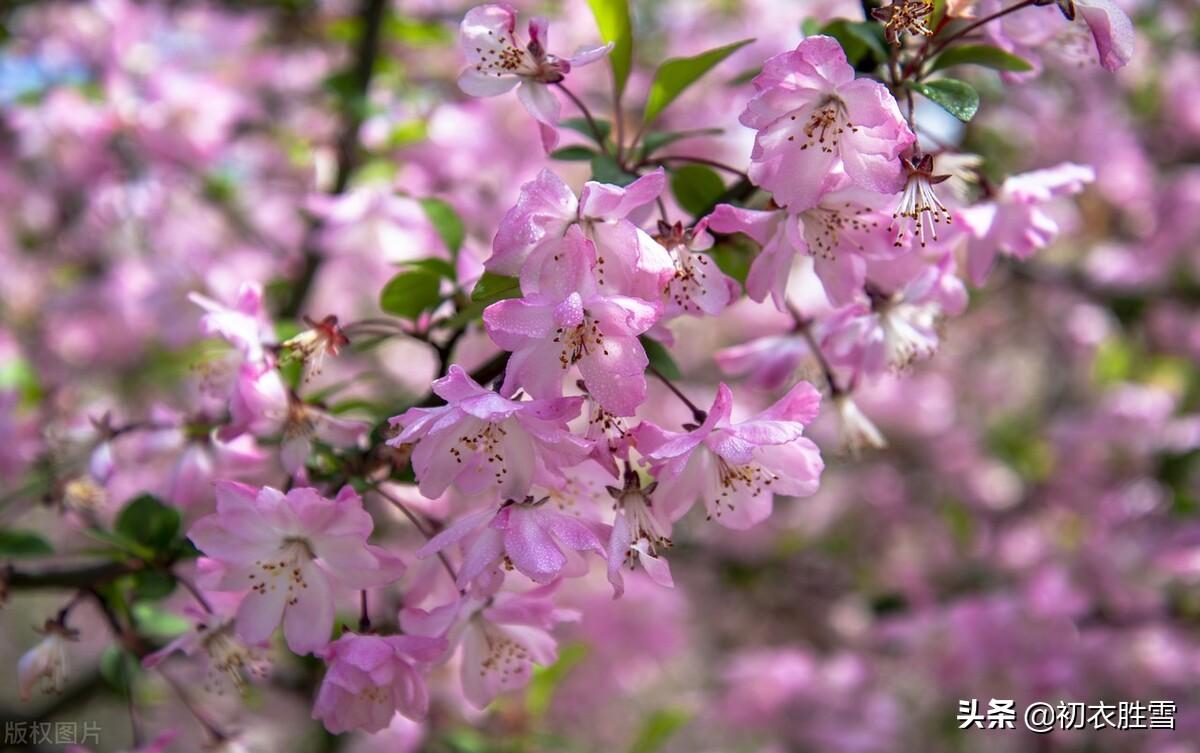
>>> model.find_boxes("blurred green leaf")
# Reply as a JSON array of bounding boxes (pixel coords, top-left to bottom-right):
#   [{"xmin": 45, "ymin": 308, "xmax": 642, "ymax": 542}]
[
  {"xmin": 639, "ymin": 128, "xmax": 724, "ymax": 159},
  {"xmin": 470, "ymin": 272, "xmax": 521, "ymax": 305},
  {"xmin": 591, "ymin": 154, "xmax": 639, "ymax": 186},
  {"xmin": 643, "ymin": 39, "xmax": 754, "ymax": 125},
  {"xmin": 402, "ymin": 257, "xmax": 457, "ymax": 281},
  {"xmin": 115, "ymin": 495, "xmax": 181, "ymax": 553},
  {"xmin": 132, "ymin": 602, "xmax": 190, "ymax": 638},
  {"xmin": 0, "ymin": 529, "xmax": 53, "ymax": 558},
  {"xmin": 129, "ymin": 570, "xmax": 177, "ymax": 601},
  {"xmin": 820, "ymin": 19, "xmax": 887, "ymax": 67},
  {"xmin": 526, "ymin": 642, "xmax": 588, "ymax": 719},
  {"xmin": 628, "ymin": 708, "xmax": 691, "ymax": 753},
  {"xmin": 640, "ymin": 336, "xmax": 681, "ymax": 380},
  {"xmin": 670, "ymin": 164, "xmax": 726, "ymax": 215},
  {"xmin": 709, "ymin": 235, "xmax": 754, "ymax": 285},
  {"xmin": 100, "ymin": 646, "xmax": 141, "ymax": 694},
  {"xmin": 928, "ymin": 44, "xmax": 1034, "ymax": 73},
  {"xmin": 380, "ymin": 268, "xmax": 444, "ymax": 320},
  {"xmin": 550, "ymin": 145, "xmax": 599, "ymax": 161},
  {"xmin": 561, "ymin": 117, "xmax": 613, "ymax": 145},
  {"xmin": 911, "ymin": 78, "xmax": 980, "ymax": 122},
  {"xmin": 420, "ymin": 198, "xmax": 466, "ymax": 258},
  {"xmin": 586, "ymin": 0, "xmax": 633, "ymax": 97}
]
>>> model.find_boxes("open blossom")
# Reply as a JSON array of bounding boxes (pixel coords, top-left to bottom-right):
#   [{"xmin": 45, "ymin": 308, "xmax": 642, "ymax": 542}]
[
  {"xmin": 484, "ymin": 226, "xmax": 662, "ymax": 415},
  {"xmin": 605, "ymin": 468, "xmax": 673, "ymax": 597},
  {"xmin": 488, "ymin": 168, "xmax": 674, "ymax": 302},
  {"xmin": 280, "ymin": 314, "xmax": 349, "ymax": 380},
  {"xmin": 400, "ymin": 583, "xmax": 580, "ymax": 708},
  {"xmin": 417, "ymin": 497, "xmax": 606, "ymax": 588},
  {"xmin": 655, "ymin": 219, "xmax": 740, "ymax": 318},
  {"xmin": 18, "ymin": 621, "xmax": 76, "ymax": 701},
  {"xmin": 740, "ymin": 35, "xmax": 915, "ymax": 210},
  {"xmin": 189, "ymin": 281, "xmax": 274, "ymax": 363},
  {"xmin": 981, "ymin": 0, "xmax": 1133, "ymax": 73},
  {"xmin": 1064, "ymin": 0, "xmax": 1135, "ymax": 72},
  {"xmin": 280, "ymin": 398, "xmax": 369, "ymax": 476},
  {"xmin": 708, "ymin": 183, "xmax": 898, "ymax": 309},
  {"xmin": 958, "ymin": 162, "xmax": 1095, "ymax": 284},
  {"xmin": 636, "ymin": 382, "xmax": 825, "ymax": 529},
  {"xmin": 389, "ymin": 365, "xmax": 589, "ymax": 499},
  {"xmin": 313, "ymin": 632, "xmax": 447, "ymax": 733},
  {"xmin": 142, "ymin": 605, "xmax": 269, "ymax": 694},
  {"xmin": 457, "ymin": 4, "xmax": 611, "ymax": 151},
  {"xmin": 890, "ymin": 153, "xmax": 953, "ymax": 249},
  {"xmin": 188, "ymin": 483, "xmax": 405, "ymax": 655}
]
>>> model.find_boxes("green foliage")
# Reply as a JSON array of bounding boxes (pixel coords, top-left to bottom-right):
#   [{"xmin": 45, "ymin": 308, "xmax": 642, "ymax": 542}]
[
  {"xmin": 561, "ymin": 117, "xmax": 613, "ymax": 145},
  {"xmin": 586, "ymin": 0, "xmax": 634, "ymax": 96},
  {"xmin": 132, "ymin": 602, "xmax": 190, "ymax": 638},
  {"xmin": 642, "ymin": 39, "xmax": 754, "ymax": 125},
  {"xmin": 420, "ymin": 198, "xmax": 466, "ymax": 258},
  {"xmin": 637, "ymin": 128, "xmax": 724, "ymax": 161},
  {"xmin": 380, "ymin": 266, "xmax": 444, "ymax": 320},
  {"xmin": 550, "ymin": 145, "xmax": 598, "ymax": 161},
  {"xmin": 115, "ymin": 495, "xmax": 182, "ymax": 554},
  {"xmin": 820, "ymin": 19, "xmax": 887, "ymax": 68},
  {"xmin": 592, "ymin": 154, "xmax": 640, "ymax": 186},
  {"xmin": 669, "ymin": 165, "xmax": 725, "ymax": 215},
  {"xmin": 628, "ymin": 708, "xmax": 692, "ymax": 753},
  {"xmin": 928, "ymin": 44, "xmax": 1034, "ymax": 74},
  {"xmin": 911, "ymin": 78, "xmax": 980, "ymax": 122},
  {"xmin": 470, "ymin": 272, "xmax": 522, "ymax": 305},
  {"xmin": 0, "ymin": 529, "xmax": 53, "ymax": 557},
  {"xmin": 525, "ymin": 642, "xmax": 589, "ymax": 719},
  {"xmin": 100, "ymin": 646, "xmax": 141, "ymax": 694},
  {"xmin": 640, "ymin": 336, "xmax": 681, "ymax": 380},
  {"xmin": 709, "ymin": 235, "xmax": 755, "ymax": 285}
]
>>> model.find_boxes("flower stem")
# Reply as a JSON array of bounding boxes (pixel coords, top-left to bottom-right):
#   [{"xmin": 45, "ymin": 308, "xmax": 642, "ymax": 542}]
[
  {"xmin": 554, "ymin": 82, "xmax": 612, "ymax": 157},
  {"xmin": 788, "ymin": 301, "xmax": 843, "ymax": 396},
  {"xmin": 648, "ymin": 365, "xmax": 707, "ymax": 424},
  {"xmin": 648, "ymin": 154, "xmax": 750, "ymax": 181}
]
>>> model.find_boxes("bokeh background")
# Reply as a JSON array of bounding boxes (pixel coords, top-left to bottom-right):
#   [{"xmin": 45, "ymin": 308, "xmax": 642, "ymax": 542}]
[{"xmin": 1, "ymin": 0, "xmax": 1198, "ymax": 751}]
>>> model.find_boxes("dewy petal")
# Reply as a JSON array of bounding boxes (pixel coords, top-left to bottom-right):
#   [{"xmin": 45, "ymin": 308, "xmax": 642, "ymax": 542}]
[
  {"xmin": 504, "ymin": 508, "xmax": 569, "ymax": 583},
  {"xmin": 578, "ymin": 336, "xmax": 649, "ymax": 416},
  {"xmin": 490, "ymin": 169, "xmax": 578, "ymax": 277},
  {"xmin": 579, "ymin": 168, "xmax": 666, "ymax": 220},
  {"xmin": 1075, "ymin": 0, "xmax": 1134, "ymax": 71}
]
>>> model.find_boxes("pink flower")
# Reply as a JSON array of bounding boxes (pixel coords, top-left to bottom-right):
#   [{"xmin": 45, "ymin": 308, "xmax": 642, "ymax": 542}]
[
  {"xmin": 457, "ymin": 4, "xmax": 611, "ymax": 150},
  {"xmin": 280, "ymin": 399, "xmax": 369, "ymax": 476},
  {"xmin": 188, "ymin": 281, "xmax": 274, "ymax": 363},
  {"xmin": 142, "ymin": 606, "xmax": 269, "ymax": 693},
  {"xmin": 484, "ymin": 226, "xmax": 662, "ymax": 415},
  {"xmin": 417, "ymin": 497, "xmax": 606, "ymax": 588},
  {"xmin": 740, "ymin": 35, "xmax": 915, "ymax": 210},
  {"xmin": 488, "ymin": 168, "xmax": 674, "ymax": 302},
  {"xmin": 605, "ymin": 469, "xmax": 673, "ymax": 597},
  {"xmin": 388, "ymin": 365, "xmax": 589, "ymax": 499},
  {"xmin": 635, "ymin": 382, "xmax": 824, "ymax": 529},
  {"xmin": 188, "ymin": 483, "xmax": 405, "ymax": 655},
  {"xmin": 716, "ymin": 334, "xmax": 812, "ymax": 391},
  {"xmin": 708, "ymin": 184, "xmax": 897, "ymax": 309},
  {"xmin": 218, "ymin": 360, "xmax": 288, "ymax": 441},
  {"xmin": 1064, "ymin": 0, "xmax": 1135, "ymax": 71},
  {"xmin": 400, "ymin": 583, "xmax": 580, "ymax": 708},
  {"xmin": 656, "ymin": 219, "xmax": 740, "ymax": 318},
  {"xmin": 18, "ymin": 621, "xmax": 76, "ymax": 702},
  {"xmin": 313, "ymin": 632, "xmax": 446, "ymax": 733},
  {"xmin": 958, "ymin": 162, "xmax": 1094, "ymax": 285}
]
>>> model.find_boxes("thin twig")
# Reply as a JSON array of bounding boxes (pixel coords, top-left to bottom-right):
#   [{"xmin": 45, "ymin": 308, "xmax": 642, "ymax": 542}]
[
  {"xmin": 554, "ymin": 82, "xmax": 611, "ymax": 157},
  {"xmin": 648, "ymin": 365, "xmax": 707, "ymax": 424}
]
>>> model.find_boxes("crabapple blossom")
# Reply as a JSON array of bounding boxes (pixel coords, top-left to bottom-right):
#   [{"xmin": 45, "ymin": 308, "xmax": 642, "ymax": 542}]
[
  {"xmin": 417, "ymin": 496, "xmax": 606, "ymax": 589},
  {"xmin": 388, "ymin": 365, "xmax": 590, "ymax": 499},
  {"xmin": 188, "ymin": 483, "xmax": 405, "ymax": 654},
  {"xmin": 17, "ymin": 621, "xmax": 75, "ymax": 702},
  {"xmin": 605, "ymin": 468, "xmax": 673, "ymax": 597},
  {"xmin": 312, "ymin": 632, "xmax": 447, "ymax": 733},
  {"xmin": 457, "ymin": 4, "xmax": 611, "ymax": 150},
  {"xmin": 636, "ymin": 382, "xmax": 824, "ymax": 529},
  {"xmin": 740, "ymin": 35, "xmax": 915, "ymax": 210}
]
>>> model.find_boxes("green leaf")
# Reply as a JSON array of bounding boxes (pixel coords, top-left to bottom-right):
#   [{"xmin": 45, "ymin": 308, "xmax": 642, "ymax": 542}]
[
  {"xmin": 380, "ymin": 268, "xmax": 444, "ymax": 320},
  {"xmin": 550, "ymin": 145, "xmax": 598, "ymax": 161},
  {"xmin": 100, "ymin": 646, "xmax": 141, "ymax": 694},
  {"xmin": 403, "ymin": 257, "xmax": 457, "ymax": 280},
  {"xmin": 115, "ymin": 495, "xmax": 181, "ymax": 552},
  {"xmin": 628, "ymin": 708, "xmax": 691, "ymax": 753},
  {"xmin": 670, "ymin": 164, "xmax": 726, "ymax": 215},
  {"xmin": 130, "ymin": 570, "xmax": 177, "ymax": 601},
  {"xmin": 911, "ymin": 78, "xmax": 980, "ymax": 122},
  {"xmin": 820, "ymin": 20, "xmax": 887, "ymax": 66},
  {"xmin": 526, "ymin": 642, "xmax": 589, "ymax": 720},
  {"xmin": 131, "ymin": 602, "xmax": 190, "ymax": 638},
  {"xmin": 640, "ymin": 336, "xmax": 681, "ymax": 380},
  {"xmin": 928, "ymin": 44, "xmax": 1034, "ymax": 73},
  {"xmin": 561, "ymin": 117, "xmax": 612, "ymax": 145},
  {"xmin": 0, "ymin": 529, "xmax": 53, "ymax": 557},
  {"xmin": 591, "ymin": 154, "xmax": 639, "ymax": 186},
  {"xmin": 585, "ymin": 0, "xmax": 633, "ymax": 97},
  {"xmin": 639, "ymin": 128, "xmax": 723, "ymax": 158},
  {"xmin": 470, "ymin": 272, "xmax": 522, "ymax": 305},
  {"xmin": 643, "ymin": 39, "xmax": 754, "ymax": 125},
  {"xmin": 419, "ymin": 198, "xmax": 466, "ymax": 258}
]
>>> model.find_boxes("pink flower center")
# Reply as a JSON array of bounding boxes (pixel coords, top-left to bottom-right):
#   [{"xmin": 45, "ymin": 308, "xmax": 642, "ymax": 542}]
[
  {"xmin": 790, "ymin": 98, "xmax": 857, "ymax": 154},
  {"xmin": 247, "ymin": 539, "xmax": 314, "ymax": 607},
  {"xmin": 449, "ymin": 421, "xmax": 511, "ymax": 486},
  {"xmin": 804, "ymin": 202, "xmax": 879, "ymax": 259},
  {"xmin": 710, "ymin": 457, "xmax": 778, "ymax": 519},
  {"xmin": 667, "ymin": 245, "xmax": 715, "ymax": 313},
  {"xmin": 553, "ymin": 316, "xmax": 606, "ymax": 368}
]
